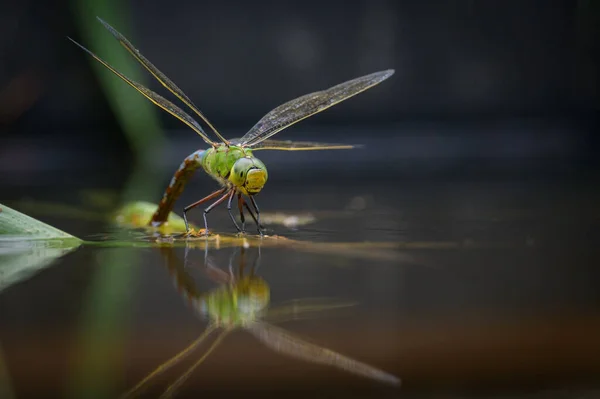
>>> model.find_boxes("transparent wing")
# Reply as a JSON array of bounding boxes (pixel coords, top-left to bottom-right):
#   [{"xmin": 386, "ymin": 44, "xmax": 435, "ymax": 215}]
[
  {"xmin": 121, "ymin": 324, "xmax": 218, "ymax": 398},
  {"xmin": 245, "ymin": 321, "xmax": 401, "ymax": 386},
  {"xmin": 96, "ymin": 17, "xmax": 229, "ymax": 144},
  {"xmin": 238, "ymin": 69, "xmax": 394, "ymax": 147},
  {"xmin": 68, "ymin": 37, "xmax": 216, "ymax": 146},
  {"xmin": 263, "ymin": 298, "xmax": 358, "ymax": 323},
  {"xmin": 160, "ymin": 328, "xmax": 232, "ymax": 399},
  {"xmin": 231, "ymin": 139, "xmax": 359, "ymax": 151}
]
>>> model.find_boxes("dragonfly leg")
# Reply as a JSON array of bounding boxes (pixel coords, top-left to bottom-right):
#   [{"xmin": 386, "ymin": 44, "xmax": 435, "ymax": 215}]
[
  {"xmin": 249, "ymin": 196, "xmax": 264, "ymax": 236},
  {"xmin": 229, "ymin": 245, "xmax": 240, "ymax": 281},
  {"xmin": 226, "ymin": 190, "xmax": 242, "ymax": 233},
  {"xmin": 183, "ymin": 188, "xmax": 226, "ymax": 233},
  {"xmin": 238, "ymin": 245, "xmax": 247, "ymax": 278},
  {"xmin": 238, "ymin": 194, "xmax": 260, "ymax": 232},
  {"xmin": 202, "ymin": 190, "xmax": 232, "ymax": 235},
  {"xmin": 239, "ymin": 195, "xmax": 261, "ymax": 233},
  {"xmin": 237, "ymin": 193, "xmax": 246, "ymax": 233},
  {"xmin": 250, "ymin": 244, "xmax": 261, "ymax": 275},
  {"xmin": 242, "ymin": 200, "xmax": 259, "ymax": 228}
]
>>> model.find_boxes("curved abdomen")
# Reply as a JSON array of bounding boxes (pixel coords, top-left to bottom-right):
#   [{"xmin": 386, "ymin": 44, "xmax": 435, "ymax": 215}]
[{"xmin": 150, "ymin": 149, "xmax": 205, "ymax": 226}]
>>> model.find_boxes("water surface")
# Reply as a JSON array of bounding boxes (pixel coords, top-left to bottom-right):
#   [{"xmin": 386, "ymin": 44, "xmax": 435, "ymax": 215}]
[{"xmin": 1, "ymin": 158, "xmax": 599, "ymax": 398}]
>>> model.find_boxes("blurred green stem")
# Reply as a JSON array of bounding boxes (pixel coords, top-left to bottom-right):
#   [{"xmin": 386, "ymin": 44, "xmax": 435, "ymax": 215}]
[
  {"xmin": 0, "ymin": 343, "xmax": 16, "ymax": 399},
  {"xmin": 67, "ymin": 1, "xmax": 167, "ymax": 394},
  {"xmin": 71, "ymin": 0, "xmax": 165, "ymax": 165},
  {"xmin": 66, "ymin": 163, "xmax": 159, "ymax": 399}
]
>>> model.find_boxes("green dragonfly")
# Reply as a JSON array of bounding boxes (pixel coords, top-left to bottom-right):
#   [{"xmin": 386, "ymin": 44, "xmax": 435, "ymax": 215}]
[
  {"xmin": 69, "ymin": 17, "xmax": 394, "ymax": 235},
  {"xmin": 121, "ymin": 245, "xmax": 400, "ymax": 398}
]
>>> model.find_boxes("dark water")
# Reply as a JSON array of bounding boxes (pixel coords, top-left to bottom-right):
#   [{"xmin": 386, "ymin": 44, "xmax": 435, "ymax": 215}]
[{"xmin": 1, "ymin": 158, "xmax": 600, "ymax": 398}]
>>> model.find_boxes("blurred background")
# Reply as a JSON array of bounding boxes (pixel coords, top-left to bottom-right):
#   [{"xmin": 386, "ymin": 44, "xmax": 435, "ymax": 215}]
[
  {"xmin": 1, "ymin": 1, "xmax": 600, "ymax": 398},
  {"xmin": 0, "ymin": 0, "xmax": 598, "ymax": 183}
]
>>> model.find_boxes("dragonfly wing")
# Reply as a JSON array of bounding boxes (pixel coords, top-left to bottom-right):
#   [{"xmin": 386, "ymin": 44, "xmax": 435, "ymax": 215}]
[
  {"xmin": 238, "ymin": 70, "xmax": 394, "ymax": 147},
  {"xmin": 68, "ymin": 38, "xmax": 216, "ymax": 146},
  {"xmin": 161, "ymin": 327, "xmax": 232, "ymax": 399},
  {"xmin": 263, "ymin": 298, "xmax": 358, "ymax": 323},
  {"xmin": 96, "ymin": 18, "xmax": 228, "ymax": 144},
  {"xmin": 245, "ymin": 321, "xmax": 401, "ymax": 386},
  {"xmin": 121, "ymin": 324, "xmax": 218, "ymax": 398},
  {"xmin": 231, "ymin": 139, "xmax": 359, "ymax": 151}
]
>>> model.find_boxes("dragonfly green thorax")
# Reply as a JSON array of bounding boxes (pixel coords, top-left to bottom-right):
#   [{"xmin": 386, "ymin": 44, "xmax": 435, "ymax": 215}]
[
  {"xmin": 199, "ymin": 276, "xmax": 270, "ymax": 327},
  {"xmin": 201, "ymin": 145, "xmax": 268, "ymax": 196},
  {"xmin": 71, "ymin": 17, "xmax": 394, "ymax": 234}
]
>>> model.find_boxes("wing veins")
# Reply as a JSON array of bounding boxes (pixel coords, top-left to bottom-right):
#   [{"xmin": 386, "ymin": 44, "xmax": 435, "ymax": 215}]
[
  {"xmin": 246, "ymin": 321, "xmax": 401, "ymax": 386},
  {"xmin": 240, "ymin": 139, "xmax": 358, "ymax": 151},
  {"xmin": 240, "ymin": 70, "xmax": 394, "ymax": 147},
  {"xmin": 96, "ymin": 17, "xmax": 228, "ymax": 144},
  {"xmin": 68, "ymin": 37, "xmax": 215, "ymax": 146}
]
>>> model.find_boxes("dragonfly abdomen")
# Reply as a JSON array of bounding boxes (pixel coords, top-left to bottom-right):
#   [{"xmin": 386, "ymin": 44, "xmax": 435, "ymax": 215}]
[{"xmin": 150, "ymin": 149, "xmax": 206, "ymax": 225}]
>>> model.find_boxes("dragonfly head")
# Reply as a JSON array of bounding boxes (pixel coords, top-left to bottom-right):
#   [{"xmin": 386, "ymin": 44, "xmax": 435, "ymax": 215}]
[
  {"xmin": 229, "ymin": 156, "xmax": 268, "ymax": 195},
  {"xmin": 236, "ymin": 276, "xmax": 270, "ymax": 318}
]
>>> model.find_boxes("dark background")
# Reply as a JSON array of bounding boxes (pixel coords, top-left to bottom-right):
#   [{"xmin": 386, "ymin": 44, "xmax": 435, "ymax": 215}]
[
  {"xmin": 2, "ymin": 2, "xmax": 600, "ymax": 397},
  {"xmin": 0, "ymin": 0, "xmax": 598, "ymax": 181}
]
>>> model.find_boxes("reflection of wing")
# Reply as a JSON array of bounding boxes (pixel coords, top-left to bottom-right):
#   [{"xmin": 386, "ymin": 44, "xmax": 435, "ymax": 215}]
[
  {"xmin": 96, "ymin": 18, "xmax": 228, "ymax": 144},
  {"xmin": 264, "ymin": 298, "xmax": 357, "ymax": 323},
  {"xmin": 237, "ymin": 70, "xmax": 394, "ymax": 147},
  {"xmin": 246, "ymin": 322, "xmax": 400, "ymax": 386},
  {"xmin": 235, "ymin": 139, "xmax": 358, "ymax": 151},
  {"xmin": 68, "ymin": 38, "xmax": 216, "ymax": 146},
  {"xmin": 161, "ymin": 328, "xmax": 232, "ymax": 398},
  {"xmin": 121, "ymin": 325, "xmax": 218, "ymax": 398}
]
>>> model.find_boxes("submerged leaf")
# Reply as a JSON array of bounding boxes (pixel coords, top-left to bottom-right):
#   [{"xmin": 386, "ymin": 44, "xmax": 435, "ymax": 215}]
[{"xmin": 112, "ymin": 201, "xmax": 194, "ymax": 233}]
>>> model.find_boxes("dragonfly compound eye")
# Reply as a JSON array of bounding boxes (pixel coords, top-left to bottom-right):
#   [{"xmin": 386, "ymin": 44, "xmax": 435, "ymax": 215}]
[{"xmin": 229, "ymin": 158, "xmax": 254, "ymax": 186}]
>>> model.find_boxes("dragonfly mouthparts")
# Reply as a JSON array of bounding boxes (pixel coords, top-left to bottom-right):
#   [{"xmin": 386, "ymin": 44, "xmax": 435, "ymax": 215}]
[{"xmin": 245, "ymin": 168, "xmax": 267, "ymax": 194}]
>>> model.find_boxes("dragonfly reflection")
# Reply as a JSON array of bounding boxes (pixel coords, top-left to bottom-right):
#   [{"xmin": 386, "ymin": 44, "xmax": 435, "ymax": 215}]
[{"xmin": 123, "ymin": 244, "xmax": 400, "ymax": 397}]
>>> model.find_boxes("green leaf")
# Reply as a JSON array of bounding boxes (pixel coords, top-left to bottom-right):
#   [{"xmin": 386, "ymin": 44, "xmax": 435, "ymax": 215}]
[
  {"xmin": 0, "ymin": 203, "xmax": 81, "ymax": 242},
  {"xmin": 0, "ymin": 203, "xmax": 81, "ymax": 292}
]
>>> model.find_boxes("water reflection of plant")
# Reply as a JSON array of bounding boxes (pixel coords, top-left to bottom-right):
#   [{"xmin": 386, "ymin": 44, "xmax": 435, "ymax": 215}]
[{"xmin": 123, "ymin": 243, "xmax": 401, "ymax": 398}]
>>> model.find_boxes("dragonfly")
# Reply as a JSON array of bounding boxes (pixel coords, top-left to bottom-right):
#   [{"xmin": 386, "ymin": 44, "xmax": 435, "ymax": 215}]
[
  {"xmin": 121, "ymin": 245, "xmax": 401, "ymax": 398},
  {"xmin": 69, "ymin": 17, "xmax": 394, "ymax": 235}
]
